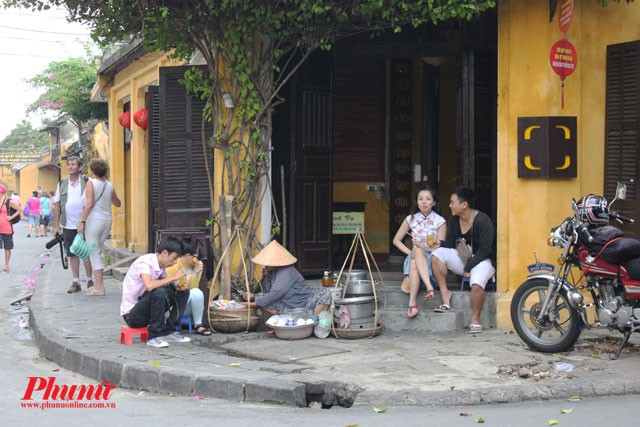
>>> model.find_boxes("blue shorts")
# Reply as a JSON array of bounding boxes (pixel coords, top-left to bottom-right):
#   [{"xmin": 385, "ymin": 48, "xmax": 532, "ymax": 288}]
[
  {"xmin": 403, "ymin": 251, "xmax": 437, "ymax": 289},
  {"xmin": 28, "ymin": 213, "xmax": 40, "ymax": 225}
]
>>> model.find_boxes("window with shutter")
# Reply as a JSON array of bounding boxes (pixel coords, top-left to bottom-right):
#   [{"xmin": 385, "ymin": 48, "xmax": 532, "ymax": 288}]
[
  {"xmin": 605, "ymin": 41, "xmax": 640, "ymax": 237},
  {"xmin": 151, "ymin": 66, "xmax": 213, "ymax": 248}
]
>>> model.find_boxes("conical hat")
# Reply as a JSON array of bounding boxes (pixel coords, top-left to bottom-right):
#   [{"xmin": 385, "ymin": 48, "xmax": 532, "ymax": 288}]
[{"xmin": 251, "ymin": 240, "xmax": 297, "ymax": 267}]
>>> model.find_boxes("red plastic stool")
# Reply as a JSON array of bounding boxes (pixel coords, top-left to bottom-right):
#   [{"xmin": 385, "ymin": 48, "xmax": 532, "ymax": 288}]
[{"xmin": 120, "ymin": 326, "xmax": 148, "ymax": 345}]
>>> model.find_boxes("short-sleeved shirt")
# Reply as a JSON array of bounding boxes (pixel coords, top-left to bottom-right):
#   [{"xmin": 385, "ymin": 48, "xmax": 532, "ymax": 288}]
[
  {"xmin": 54, "ymin": 178, "xmax": 84, "ymax": 229},
  {"xmin": 40, "ymin": 197, "xmax": 51, "ymax": 217},
  {"xmin": 120, "ymin": 253, "xmax": 165, "ymax": 316},
  {"xmin": 0, "ymin": 197, "xmax": 13, "ymax": 235},
  {"xmin": 166, "ymin": 258, "xmax": 203, "ymax": 290},
  {"xmin": 27, "ymin": 197, "xmax": 41, "ymax": 216},
  {"xmin": 406, "ymin": 211, "xmax": 446, "ymax": 241}
]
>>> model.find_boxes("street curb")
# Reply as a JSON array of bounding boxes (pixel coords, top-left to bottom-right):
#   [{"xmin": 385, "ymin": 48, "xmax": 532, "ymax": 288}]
[
  {"xmin": 353, "ymin": 379, "xmax": 640, "ymax": 407},
  {"xmin": 29, "ymin": 298, "xmax": 317, "ymax": 407},
  {"xmin": 28, "ymin": 262, "xmax": 640, "ymax": 408}
]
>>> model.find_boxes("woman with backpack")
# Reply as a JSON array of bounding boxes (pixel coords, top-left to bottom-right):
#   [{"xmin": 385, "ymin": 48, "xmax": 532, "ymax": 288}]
[{"xmin": 0, "ymin": 184, "xmax": 21, "ymax": 273}]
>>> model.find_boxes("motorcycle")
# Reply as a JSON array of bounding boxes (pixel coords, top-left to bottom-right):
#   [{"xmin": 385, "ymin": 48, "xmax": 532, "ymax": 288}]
[{"xmin": 510, "ymin": 182, "xmax": 640, "ymax": 359}]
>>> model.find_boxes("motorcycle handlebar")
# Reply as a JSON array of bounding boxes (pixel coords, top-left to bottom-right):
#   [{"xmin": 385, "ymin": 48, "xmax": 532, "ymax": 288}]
[
  {"xmin": 575, "ymin": 222, "xmax": 594, "ymax": 243},
  {"xmin": 610, "ymin": 211, "xmax": 635, "ymax": 224}
]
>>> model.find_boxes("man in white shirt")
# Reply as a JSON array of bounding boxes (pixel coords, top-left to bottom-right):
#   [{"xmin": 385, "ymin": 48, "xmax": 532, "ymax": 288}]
[{"xmin": 53, "ymin": 156, "xmax": 93, "ymax": 294}]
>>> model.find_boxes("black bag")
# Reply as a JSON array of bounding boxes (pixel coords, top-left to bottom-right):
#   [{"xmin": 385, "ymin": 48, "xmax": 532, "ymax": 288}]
[
  {"xmin": 5, "ymin": 199, "xmax": 20, "ymax": 225},
  {"xmin": 581, "ymin": 226, "xmax": 640, "ymax": 264}
]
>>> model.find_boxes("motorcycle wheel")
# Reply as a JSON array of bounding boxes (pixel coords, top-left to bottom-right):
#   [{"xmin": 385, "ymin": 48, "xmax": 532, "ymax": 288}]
[{"xmin": 510, "ymin": 278, "xmax": 581, "ymax": 353}]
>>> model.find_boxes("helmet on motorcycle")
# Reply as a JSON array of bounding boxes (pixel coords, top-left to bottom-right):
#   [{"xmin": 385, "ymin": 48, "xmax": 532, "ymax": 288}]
[{"xmin": 574, "ymin": 194, "xmax": 610, "ymax": 227}]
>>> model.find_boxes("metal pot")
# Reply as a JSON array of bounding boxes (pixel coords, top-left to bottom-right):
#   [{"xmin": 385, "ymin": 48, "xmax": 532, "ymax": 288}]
[
  {"xmin": 335, "ymin": 269, "xmax": 370, "ymax": 284},
  {"xmin": 334, "ymin": 296, "xmax": 376, "ymax": 319},
  {"xmin": 344, "ymin": 279, "xmax": 378, "ymax": 297}
]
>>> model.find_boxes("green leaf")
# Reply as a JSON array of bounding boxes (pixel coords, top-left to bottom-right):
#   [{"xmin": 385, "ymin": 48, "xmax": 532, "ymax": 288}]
[
  {"xmin": 561, "ymin": 408, "xmax": 574, "ymax": 414},
  {"xmin": 548, "ymin": 420, "xmax": 559, "ymax": 426},
  {"xmin": 568, "ymin": 396, "xmax": 582, "ymax": 401},
  {"xmin": 373, "ymin": 407, "xmax": 387, "ymax": 413},
  {"xmin": 475, "ymin": 418, "xmax": 485, "ymax": 423},
  {"xmin": 228, "ymin": 363, "xmax": 241, "ymax": 367}
]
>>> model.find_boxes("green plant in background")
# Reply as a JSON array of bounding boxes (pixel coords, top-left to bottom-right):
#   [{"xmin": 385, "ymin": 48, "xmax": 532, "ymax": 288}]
[{"xmin": 5, "ymin": 0, "xmax": 498, "ymax": 284}]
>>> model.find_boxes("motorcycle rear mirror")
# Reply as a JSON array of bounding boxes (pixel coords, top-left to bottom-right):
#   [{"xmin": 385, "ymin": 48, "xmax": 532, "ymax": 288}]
[{"xmin": 616, "ymin": 182, "xmax": 627, "ymax": 201}]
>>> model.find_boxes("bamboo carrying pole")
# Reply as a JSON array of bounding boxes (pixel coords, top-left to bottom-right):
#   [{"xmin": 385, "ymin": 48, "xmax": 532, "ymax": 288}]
[
  {"xmin": 330, "ymin": 228, "xmax": 385, "ymax": 339},
  {"xmin": 207, "ymin": 224, "xmax": 254, "ymax": 332}
]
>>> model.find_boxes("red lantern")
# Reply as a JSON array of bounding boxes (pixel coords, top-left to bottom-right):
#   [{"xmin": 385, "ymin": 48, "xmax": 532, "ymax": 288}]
[
  {"xmin": 118, "ymin": 111, "xmax": 131, "ymax": 130},
  {"xmin": 549, "ymin": 38, "xmax": 577, "ymax": 109},
  {"xmin": 133, "ymin": 108, "xmax": 149, "ymax": 130}
]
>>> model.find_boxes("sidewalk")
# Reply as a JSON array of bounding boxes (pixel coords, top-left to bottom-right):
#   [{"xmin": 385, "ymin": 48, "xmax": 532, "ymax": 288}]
[{"xmin": 18, "ymin": 227, "xmax": 640, "ymax": 407}]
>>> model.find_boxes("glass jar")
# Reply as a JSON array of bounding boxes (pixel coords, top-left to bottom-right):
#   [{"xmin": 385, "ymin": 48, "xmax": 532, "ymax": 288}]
[{"xmin": 322, "ymin": 271, "xmax": 333, "ymax": 287}]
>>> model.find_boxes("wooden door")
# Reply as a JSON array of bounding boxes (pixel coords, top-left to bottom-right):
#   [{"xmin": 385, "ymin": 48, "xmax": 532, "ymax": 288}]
[
  {"xmin": 456, "ymin": 49, "xmax": 497, "ymax": 220},
  {"xmin": 292, "ymin": 55, "xmax": 333, "ymax": 275},
  {"xmin": 148, "ymin": 66, "xmax": 213, "ymax": 251}
]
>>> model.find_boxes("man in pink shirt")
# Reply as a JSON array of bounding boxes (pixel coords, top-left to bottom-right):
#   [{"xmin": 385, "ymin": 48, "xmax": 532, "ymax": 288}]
[{"xmin": 120, "ymin": 236, "xmax": 190, "ymax": 348}]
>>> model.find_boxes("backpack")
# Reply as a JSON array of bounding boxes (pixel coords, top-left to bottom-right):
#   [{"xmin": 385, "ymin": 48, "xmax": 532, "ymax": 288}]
[{"xmin": 5, "ymin": 198, "xmax": 20, "ymax": 225}]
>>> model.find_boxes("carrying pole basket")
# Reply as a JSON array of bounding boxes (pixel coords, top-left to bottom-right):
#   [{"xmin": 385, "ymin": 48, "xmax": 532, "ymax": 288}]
[{"xmin": 207, "ymin": 225, "xmax": 255, "ymax": 333}]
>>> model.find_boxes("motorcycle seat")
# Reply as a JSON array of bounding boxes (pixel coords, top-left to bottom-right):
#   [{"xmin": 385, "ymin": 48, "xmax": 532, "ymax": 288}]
[{"xmin": 626, "ymin": 258, "xmax": 640, "ymax": 281}]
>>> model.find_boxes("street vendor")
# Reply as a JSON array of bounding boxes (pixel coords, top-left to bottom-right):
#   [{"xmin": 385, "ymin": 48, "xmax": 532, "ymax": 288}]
[{"xmin": 241, "ymin": 240, "xmax": 331, "ymax": 316}]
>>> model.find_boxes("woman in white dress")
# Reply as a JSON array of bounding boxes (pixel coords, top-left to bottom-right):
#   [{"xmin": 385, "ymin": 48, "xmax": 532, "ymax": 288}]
[{"xmin": 392, "ymin": 185, "xmax": 447, "ymax": 318}]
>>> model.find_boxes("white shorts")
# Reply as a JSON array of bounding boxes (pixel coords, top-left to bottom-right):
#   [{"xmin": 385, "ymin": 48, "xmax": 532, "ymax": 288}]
[{"xmin": 431, "ymin": 247, "xmax": 495, "ymax": 289}]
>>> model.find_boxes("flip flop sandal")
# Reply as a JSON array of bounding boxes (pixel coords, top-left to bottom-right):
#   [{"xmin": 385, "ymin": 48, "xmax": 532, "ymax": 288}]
[
  {"xmin": 195, "ymin": 325, "xmax": 213, "ymax": 336},
  {"xmin": 469, "ymin": 324, "xmax": 483, "ymax": 334},
  {"xmin": 407, "ymin": 305, "xmax": 419, "ymax": 318},
  {"xmin": 433, "ymin": 303, "xmax": 451, "ymax": 313},
  {"xmin": 424, "ymin": 289, "xmax": 436, "ymax": 301}
]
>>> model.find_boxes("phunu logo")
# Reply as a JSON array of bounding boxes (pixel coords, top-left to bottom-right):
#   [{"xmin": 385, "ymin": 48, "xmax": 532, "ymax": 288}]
[{"xmin": 21, "ymin": 377, "xmax": 116, "ymax": 401}]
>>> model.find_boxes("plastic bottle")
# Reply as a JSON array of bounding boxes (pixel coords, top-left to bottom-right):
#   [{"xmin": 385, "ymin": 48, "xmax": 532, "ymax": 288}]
[{"xmin": 314, "ymin": 311, "xmax": 331, "ymax": 338}]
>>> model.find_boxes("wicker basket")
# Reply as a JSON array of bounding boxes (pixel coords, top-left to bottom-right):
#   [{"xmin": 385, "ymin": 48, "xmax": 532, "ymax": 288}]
[
  {"xmin": 331, "ymin": 324, "xmax": 383, "ymax": 340},
  {"xmin": 209, "ymin": 308, "xmax": 260, "ymax": 333}
]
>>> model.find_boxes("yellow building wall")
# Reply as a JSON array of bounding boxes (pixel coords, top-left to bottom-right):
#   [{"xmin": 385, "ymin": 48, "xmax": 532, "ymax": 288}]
[
  {"xmin": 332, "ymin": 182, "xmax": 389, "ymax": 255},
  {"xmin": 14, "ymin": 154, "xmax": 58, "ymax": 202},
  {"xmin": 496, "ymin": 0, "xmax": 640, "ymax": 328},
  {"xmin": 0, "ymin": 165, "xmax": 16, "ymax": 192},
  {"xmin": 105, "ymin": 52, "xmax": 182, "ymax": 252},
  {"xmin": 92, "ymin": 122, "xmax": 110, "ymax": 163}
]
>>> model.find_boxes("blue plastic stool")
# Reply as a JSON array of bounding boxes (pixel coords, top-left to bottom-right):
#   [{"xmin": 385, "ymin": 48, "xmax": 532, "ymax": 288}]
[{"xmin": 176, "ymin": 315, "xmax": 193, "ymax": 333}]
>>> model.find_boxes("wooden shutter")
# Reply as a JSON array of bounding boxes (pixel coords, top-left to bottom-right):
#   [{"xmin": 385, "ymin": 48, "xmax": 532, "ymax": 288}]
[
  {"xmin": 155, "ymin": 66, "xmax": 213, "ymax": 242},
  {"xmin": 148, "ymin": 86, "xmax": 160, "ymax": 250},
  {"xmin": 605, "ymin": 41, "xmax": 640, "ymax": 237}
]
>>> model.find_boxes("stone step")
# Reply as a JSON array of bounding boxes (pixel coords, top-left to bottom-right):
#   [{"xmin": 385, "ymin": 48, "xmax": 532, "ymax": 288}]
[
  {"xmin": 379, "ymin": 307, "xmax": 464, "ymax": 332},
  {"xmin": 112, "ymin": 266, "xmax": 130, "ymax": 282},
  {"xmin": 310, "ymin": 279, "xmax": 499, "ymax": 331}
]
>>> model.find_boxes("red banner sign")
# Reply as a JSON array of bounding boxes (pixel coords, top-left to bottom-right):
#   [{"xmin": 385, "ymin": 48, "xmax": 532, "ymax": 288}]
[
  {"xmin": 558, "ymin": 0, "xmax": 573, "ymax": 33},
  {"xmin": 550, "ymin": 39, "xmax": 577, "ymax": 79}
]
